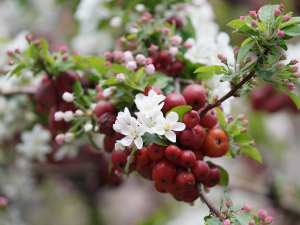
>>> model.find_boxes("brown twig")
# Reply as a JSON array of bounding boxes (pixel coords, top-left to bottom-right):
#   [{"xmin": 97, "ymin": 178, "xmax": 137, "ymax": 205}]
[{"xmin": 196, "ymin": 182, "xmax": 221, "ymax": 217}]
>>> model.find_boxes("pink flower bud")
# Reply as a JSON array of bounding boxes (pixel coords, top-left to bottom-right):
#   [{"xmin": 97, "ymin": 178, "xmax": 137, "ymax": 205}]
[
  {"xmin": 284, "ymin": 15, "xmax": 290, "ymax": 21},
  {"xmin": 6, "ymin": 50, "xmax": 13, "ymax": 55},
  {"xmin": 274, "ymin": 9, "xmax": 281, "ymax": 16},
  {"xmin": 244, "ymin": 204, "xmax": 252, "ymax": 213},
  {"xmin": 118, "ymin": 37, "xmax": 125, "ymax": 43},
  {"xmin": 145, "ymin": 58, "xmax": 153, "ymax": 65},
  {"xmin": 266, "ymin": 216, "xmax": 273, "ymax": 224},
  {"xmin": 0, "ymin": 197, "xmax": 8, "ymax": 207},
  {"xmin": 136, "ymin": 54, "xmax": 146, "ymax": 64},
  {"xmin": 15, "ymin": 48, "xmax": 20, "ymax": 53},
  {"xmin": 144, "ymin": 12, "xmax": 151, "ymax": 18},
  {"xmin": 290, "ymin": 59, "xmax": 299, "ymax": 65},
  {"xmin": 260, "ymin": 219, "xmax": 267, "ymax": 225},
  {"xmin": 150, "ymin": 18, "xmax": 156, "ymax": 23},
  {"xmin": 296, "ymin": 72, "xmax": 300, "ymax": 78},
  {"xmin": 116, "ymin": 73, "xmax": 125, "ymax": 82},
  {"xmin": 219, "ymin": 214, "xmax": 225, "ymax": 219},
  {"xmin": 60, "ymin": 44, "xmax": 68, "ymax": 53},
  {"xmin": 62, "ymin": 55, "xmax": 68, "ymax": 61},
  {"xmin": 237, "ymin": 211, "xmax": 243, "ymax": 214},
  {"xmin": 113, "ymin": 50, "xmax": 123, "ymax": 60},
  {"xmin": 94, "ymin": 92, "xmax": 104, "ymax": 99},
  {"xmin": 145, "ymin": 64, "xmax": 155, "ymax": 75},
  {"xmin": 240, "ymin": 16, "xmax": 245, "ymax": 20},
  {"xmin": 290, "ymin": 66, "xmax": 298, "ymax": 73},
  {"xmin": 150, "ymin": 44, "xmax": 158, "ymax": 51},
  {"xmin": 140, "ymin": 16, "xmax": 148, "ymax": 22},
  {"xmin": 163, "ymin": 27, "xmax": 169, "ymax": 35},
  {"xmin": 54, "ymin": 55, "xmax": 58, "ymax": 59},
  {"xmin": 278, "ymin": 30, "xmax": 284, "ymax": 38},
  {"xmin": 242, "ymin": 128, "xmax": 248, "ymax": 132},
  {"xmin": 240, "ymin": 61, "xmax": 246, "ymax": 67},
  {"xmin": 221, "ymin": 57, "xmax": 227, "ymax": 63},
  {"xmin": 222, "ymin": 220, "xmax": 231, "ymax": 225},
  {"xmin": 243, "ymin": 120, "xmax": 249, "ymax": 126},
  {"xmin": 258, "ymin": 210, "xmax": 268, "ymax": 219},
  {"xmin": 1, "ymin": 68, "xmax": 6, "ymax": 75},
  {"xmin": 25, "ymin": 34, "xmax": 31, "ymax": 40},
  {"xmin": 287, "ymin": 82, "xmax": 295, "ymax": 91},
  {"xmin": 238, "ymin": 114, "xmax": 245, "ymax": 119},
  {"xmin": 55, "ymin": 134, "xmax": 65, "ymax": 145},
  {"xmin": 249, "ymin": 11, "xmax": 256, "ymax": 17},
  {"xmin": 171, "ymin": 35, "xmax": 182, "ymax": 45},
  {"xmin": 169, "ymin": 46, "xmax": 178, "ymax": 56},
  {"xmin": 279, "ymin": 4, "xmax": 284, "ymax": 10},
  {"xmin": 228, "ymin": 116, "xmax": 233, "ymax": 121},
  {"xmin": 249, "ymin": 222, "xmax": 255, "ymax": 225},
  {"xmin": 218, "ymin": 54, "xmax": 223, "ymax": 59},
  {"xmin": 279, "ymin": 54, "xmax": 287, "ymax": 60},
  {"xmin": 105, "ymin": 61, "xmax": 112, "ymax": 66},
  {"xmin": 8, "ymin": 60, "xmax": 13, "ymax": 65},
  {"xmin": 73, "ymin": 50, "xmax": 79, "ymax": 55},
  {"xmin": 245, "ymin": 56, "xmax": 252, "ymax": 63},
  {"xmin": 184, "ymin": 39, "xmax": 193, "ymax": 48},
  {"xmin": 126, "ymin": 61, "xmax": 137, "ymax": 71},
  {"xmin": 54, "ymin": 45, "xmax": 61, "ymax": 51},
  {"xmin": 251, "ymin": 21, "xmax": 257, "ymax": 26},
  {"xmin": 104, "ymin": 51, "xmax": 112, "ymax": 59},
  {"xmin": 277, "ymin": 63, "xmax": 284, "ymax": 70},
  {"xmin": 33, "ymin": 39, "xmax": 41, "ymax": 45},
  {"xmin": 124, "ymin": 51, "xmax": 133, "ymax": 63},
  {"xmin": 225, "ymin": 200, "xmax": 231, "ymax": 207}
]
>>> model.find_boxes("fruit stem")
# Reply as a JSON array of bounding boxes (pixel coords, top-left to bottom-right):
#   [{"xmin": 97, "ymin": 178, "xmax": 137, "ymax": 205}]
[
  {"xmin": 196, "ymin": 182, "xmax": 221, "ymax": 217},
  {"xmin": 199, "ymin": 47, "xmax": 271, "ymax": 117}
]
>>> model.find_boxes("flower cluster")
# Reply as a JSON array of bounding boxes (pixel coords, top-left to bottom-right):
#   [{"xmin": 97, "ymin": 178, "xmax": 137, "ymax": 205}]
[{"xmin": 113, "ymin": 90, "xmax": 185, "ymax": 150}]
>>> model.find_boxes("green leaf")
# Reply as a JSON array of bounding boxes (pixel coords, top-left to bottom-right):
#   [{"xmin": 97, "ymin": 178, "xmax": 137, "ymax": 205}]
[
  {"xmin": 281, "ymin": 84, "xmax": 300, "ymax": 110},
  {"xmin": 87, "ymin": 133, "xmax": 102, "ymax": 150},
  {"xmin": 73, "ymin": 79, "xmax": 84, "ymax": 97},
  {"xmin": 227, "ymin": 19, "xmax": 246, "ymax": 29},
  {"xmin": 257, "ymin": 22, "xmax": 267, "ymax": 31},
  {"xmin": 108, "ymin": 161, "xmax": 113, "ymax": 174},
  {"xmin": 85, "ymin": 56, "xmax": 105, "ymax": 74},
  {"xmin": 106, "ymin": 64, "xmax": 129, "ymax": 75},
  {"xmin": 280, "ymin": 17, "xmax": 300, "ymax": 29},
  {"xmin": 135, "ymin": 67, "xmax": 145, "ymax": 83},
  {"xmin": 241, "ymin": 38, "xmax": 253, "ymax": 47},
  {"xmin": 224, "ymin": 191, "xmax": 233, "ymax": 208},
  {"xmin": 282, "ymin": 24, "xmax": 300, "ymax": 36},
  {"xmin": 125, "ymin": 147, "xmax": 137, "ymax": 174},
  {"xmin": 126, "ymin": 33, "xmax": 137, "ymax": 40},
  {"xmin": 274, "ymin": 16, "xmax": 284, "ymax": 27},
  {"xmin": 207, "ymin": 162, "xmax": 229, "ymax": 188},
  {"xmin": 137, "ymin": 30, "xmax": 146, "ymax": 42},
  {"xmin": 256, "ymin": 70, "xmax": 276, "ymax": 80},
  {"xmin": 242, "ymin": 61, "xmax": 257, "ymax": 72},
  {"xmin": 152, "ymin": 18, "xmax": 166, "ymax": 32},
  {"xmin": 9, "ymin": 64, "xmax": 27, "ymax": 77},
  {"xmin": 227, "ymin": 124, "xmax": 241, "ymax": 136},
  {"xmin": 143, "ymin": 133, "xmax": 169, "ymax": 146},
  {"xmin": 278, "ymin": 40, "xmax": 288, "ymax": 51},
  {"xmin": 39, "ymin": 39, "xmax": 49, "ymax": 56},
  {"xmin": 234, "ymin": 133, "xmax": 252, "ymax": 144},
  {"xmin": 220, "ymin": 73, "xmax": 239, "ymax": 82},
  {"xmin": 239, "ymin": 145, "xmax": 262, "ymax": 163},
  {"xmin": 205, "ymin": 218, "xmax": 223, "ymax": 225},
  {"xmin": 196, "ymin": 71, "xmax": 214, "ymax": 80},
  {"xmin": 259, "ymin": 4, "xmax": 279, "ymax": 28},
  {"xmin": 25, "ymin": 43, "xmax": 39, "ymax": 59},
  {"xmin": 237, "ymin": 39, "xmax": 256, "ymax": 64},
  {"xmin": 150, "ymin": 72, "xmax": 173, "ymax": 89},
  {"xmin": 166, "ymin": 105, "xmax": 192, "ymax": 122},
  {"xmin": 234, "ymin": 213, "xmax": 254, "ymax": 225},
  {"xmin": 102, "ymin": 77, "xmax": 119, "ymax": 86},
  {"xmin": 194, "ymin": 65, "xmax": 223, "ymax": 73},
  {"xmin": 215, "ymin": 107, "xmax": 226, "ymax": 127}
]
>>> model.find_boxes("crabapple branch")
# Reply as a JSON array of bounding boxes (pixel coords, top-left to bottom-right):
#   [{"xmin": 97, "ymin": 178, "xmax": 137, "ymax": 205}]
[{"xmin": 196, "ymin": 182, "xmax": 221, "ymax": 217}]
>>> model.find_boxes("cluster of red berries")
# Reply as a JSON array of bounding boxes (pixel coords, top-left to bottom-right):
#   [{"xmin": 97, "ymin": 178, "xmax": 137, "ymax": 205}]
[
  {"xmin": 107, "ymin": 83, "xmax": 230, "ymax": 203},
  {"xmin": 250, "ymin": 83, "xmax": 297, "ymax": 113}
]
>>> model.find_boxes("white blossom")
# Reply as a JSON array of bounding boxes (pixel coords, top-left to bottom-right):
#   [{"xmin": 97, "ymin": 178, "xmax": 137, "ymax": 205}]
[
  {"xmin": 62, "ymin": 92, "xmax": 74, "ymax": 102},
  {"xmin": 152, "ymin": 112, "xmax": 186, "ymax": 142},
  {"xmin": 136, "ymin": 109, "xmax": 163, "ymax": 134},
  {"xmin": 84, "ymin": 124, "xmax": 93, "ymax": 132},
  {"xmin": 75, "ymin": 109, "xmax": 84, "ymax": 116},
  {"xmin": 113, "ymin": 107, "xmax": 131, "ymax": 133},
  {"xmin": 65, "ymin": 132, "xmax": 75, "ymax": 143},
  {"xmin": 16, "ymin": 124, "xmax": 51, "ymax": 162},
  {"xmin": 120, "ymin": 117, "xmax": 146, "ymax": 149},
  {"xmin": 110, "ymin": 16, "xmax": 122, "ymax": 27},
  {"xmin": 115, "ymin": 140, "xmax": 125, "ymax": 150},
  {"xmin": 135, "ymin": 4, "xmax": 145, "ymax": 12},
  {"xmin": 63, "ymin": 111, "xmax": 74, "ymax": 122},
  {"xmin": 54, "ymin": 111, "xmax": 64, "ymax": 121}
]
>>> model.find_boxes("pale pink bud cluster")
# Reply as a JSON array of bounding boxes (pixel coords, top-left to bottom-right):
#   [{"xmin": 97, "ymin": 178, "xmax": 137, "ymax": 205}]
[
  {"xmin": 171, "ymin": 35, "xmax": 182, "ymax": 45},
  {"xmin": 289, "ymin": 59, "xmax": 299, "ymax": 65},
  {"xmin": 184, "ymin": 39, "xmax": 193, "ymax": 48},
  {"xmin": 162, "ymin": 27, "xmax": 169, "ymax": 34},
  {"xmin": 113, "ymin": 50, "xmax": 123, "ymax": 60},
  {"xmin": 240, "ymin": 16, "xmax": 245, "ymax": 20},
  {"xmin": 274, "ymin": 9, "xmax": 281, "ymax": 16},
  {"xmin": 266, "ymin": 216, "xmax": 273, "ymax": 224},
  {"xmin": 258, "ymin": 210, "xmax": 268, "ymax": 219},
  {"xmin": 238, "ymin": 114, "xmax": 245, "ymax": 119},
  {"xmin": 0, "ymin": 197, "xmax": 8, "ymax": 207},
  {"xmin": 245, "ymin": 56, "xmax": 252, "ymax": 63},
  {"xmin": 25, "ymin": 34, "xmax": 31, "ymax": 40},
  {"xmin": 233, "ymin": 46, "xmax": 239, "ymax": 57},
  {"xmin": 243, "ymin": 120, "xmax": 249, "ymax": 126},
  {"xmin": 217, "ymin": 54, "xmax": 223, "ymax": 59},
  {"xmin": 242, "ymin": 128, "xmax": 248, "ymax": 132},
  {"xmin": 225, "ymin": 200, "xmax": 231, "ymax": 207},
  {"xmin": 278, "ymin": 30, "xmax": 284, "ymax": 38},
  {"xmin": 60, "ymin": 45, "xmax": 68, "ymax": 53},
  {"xmin": 145, "ymin": 64, "xmax": 155, "ymax": 75},
  {"xmin": 228, "ymin": 116, "xmax": 233, "ymax": 121},
  {"xmin": 287, "ymin": 82, "xmax": 295, "ymax": 91},
  {"xmin": 124, "ymin": 51, "xmax": 134, "ymax": 63},
  {"xmin": 279, "ymin": 4, "xmax": 284, "ymax": 10},
  {"xmin": 145, "ymin": 58, "xmax": 153, "ymax": 65},
  {"xmin": 249, "ymin": 11, "xmax": 256, "ymax": 18},
  {"xmin": 249, "ymin": 222, "xmax": 255, "ymax": 225},
  {"xmin": 55, "ymin": 134, "xmax": 65, "ymax": 145},
  {"xmin": 251, "ymin": 21, "xmax": 257, "ymax": 26},
  {"xmin": 150, "ymin": 44, "xmax": 158, "ymax": 51},
  {"xmin": 277, "ymin": 63, "xmax": 284, "ymax": 70},
  {"xmin": 126, "ymin": 61, "xmax": 137, "ymax": 71},
  {"xmin": 279, "ymin": 54, "xmax": 287, "ymax": 60},
  {"xmin": 116, "ymin": 73, "xmax": 125, "ymax": 82},
  {"xmin": 219, "ymin": 214, "xmax": 225, "ymax": 219},
  {"xmin": 136, "ymin": 54, "xmax": 146, "ymax": 64},
  {"xmin": 6, "ymin": 50, "xmax": 13, "ymax": 55},
  {"xmin": 244, "ymin": 204, "xmax": 252, "ymax": 213},
  {"xmin": 290, "ymin": 66, "xmax": 298, "ymax": 73},
  {"xmin": 222, "ymin": 220, "xmax": 231, "ymax": 225},
  {"xmin": 62, "ymin": 55, "xmax": 68, "ymax": 61},
  {"xmin": 104, "ymin": 51, "xmax": 112, "ymax": 59},
  {"xmin": 1, "ymin": 68, "xmax": 6, "ymax": 75},
  {"xmin": 169, "ymin": 46, "xmax": 179, "ymax": 56},
  {"xmin": 118, "ymin": 37, "xmax": 125, "ymax": 43},
  {"xmin": 284, "ymin": 15, "xmax": 290, "ymax": 21},
  {"xmin": 221, "ymin": 57, "xmax": 227, "ymax": 64}
]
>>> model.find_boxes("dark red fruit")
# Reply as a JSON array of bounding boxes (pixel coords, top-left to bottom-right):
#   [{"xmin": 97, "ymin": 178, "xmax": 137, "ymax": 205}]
[
  {"xmin": 164, "ymin": 145, "xmax": 182, "ymax": 165},
  {"xmin": 192, "ymin": 148, "xmax": 204, "ymax": 161},
  {"xmin": 147, "ymin": 142, "xmax": 166, "ymax": 161},
  {"xmin": 98, "ymin": 113, "xmax": 116, "ymax": 135},
  {"xmin": 182, "ymin": 84, "xmax": 206, "ymax": 110},
  {"xmin": 94, "ymin": 101, "xmax": 115, "ymax": 118},
  {"xmin": 48, "ymin": 106, "xmax": 70, "ymax": 132},
  {"xmin": 167, "ymin": 15, "xmax": 184, "ymax": 29},
  {"xmin": 202, "ymin": 128, "xmax": 229, "ymax": 157},
  {"xmin": 55, "ymin": 70, "xmax": 78, "ymax": 95},
  {"xmin": 152, "ymin": 160, "xmax": 177, "ymax": 185},
  {"xmin": 162, "ymin": 93, "xmax": 187, "ymax": 114},
  {"xmin": 35, "ymin": 83, "xmax": 58, "ymax": 107},
  {"xmin": 156, "ymin": 68, "xmax": 171, "ymax": 76},
  {"xmin": 165, "ymin": 182, "xmax": 186, "ymax": 195},
  {"xmin": 182, "ymin": 110, "xmax": 200, "ymax": 128},
  {"xmin": 103, "ymin": 133, "xmax": 116, "ymax": 153},
  {"xmin": 187, "ymin": 125, "xmax": 206, "ymax": 149},
  {"xmin": 199, "ymin": 108, "xmax": 218, "ymax": 128},
  {"xmin": 116, "ymin": 132, "xmax": 125, "ymax": 140},
  {"xmin": 150, "ymin": 161, "xmax": 159, "ymax": 170},
  {"xmin": 191, "ymin": 160, "xmax": 210, "ymax": 181},
  {"xmin": 58, "ymin": 101, "xmax": 77, "ymax": 112},
  {"xmin": 143, "ymin": 85, "xmax": 163, "ymax": 96},
  {"xmin": 175, "ymin": 171, "xmax": 195, "ymax": 191},
  {"xmin": 202, "ymin": 165, "xmax": 221, "ymax": 187},
  {"xmin": 155, "ymin": 183, "xmax": 167, "ymax": 193},
  {"xmin": 171, "ymin": 61, "xmax": 185, "ymax": 75},
  {"xmin": 111, "ymin": 149, "xmax": 136, "ymax": 174},
  {"xmin": 134, "ymin": 147, "xmax": 151, "ymax": 165},
  {"xmin": 136, "ymin": 164, "xmax": 153, "ymax": 180},
  {"xmin": 174, "ymin": 187, "xmax": 199, "ymax": 202},
  {"xmin": 178, "ymin": 128, "xmax": 196, "ymax": 146},
  {"xmin": 157, "ymin": 51, "xmax": 172, "ymax": 67},
  {"xmin": 179, "ymin": 150, "xmax": 196, "ymax": 168}
]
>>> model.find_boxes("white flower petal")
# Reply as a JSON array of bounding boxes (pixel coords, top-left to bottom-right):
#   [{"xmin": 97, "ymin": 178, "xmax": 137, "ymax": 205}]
[
  {"xmin": 121, "ymin": 136, "xmax": 134, "ymax": 146},
  {"xmin": 166, "ymin": 112, "xmax": 179, "ymax": 124},
  {"xmin": 152, "ymin": 126, "xmax": 165, "ymax": 135},
  {"xmin": 171, "ymin": 122, "xmax": 186, "ymax": 131},
  {"xmin": 134, "ymin": 136, "xmax": 143, "ymax": 149},
  {"xmin": 165, "ymin": 131, "xmax": 176, "ymax": 142},
  {"xmin": 121, "ymin": 125, "xmax": 131, "ymax": 135}
]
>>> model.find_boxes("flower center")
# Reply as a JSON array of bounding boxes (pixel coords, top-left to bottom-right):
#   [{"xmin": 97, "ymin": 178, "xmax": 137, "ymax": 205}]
[
  {"xmin": 146, "ymin": 118, "xmax": 155, "ymax": 127},
  {"xmin": 129, "ymin": 130, "xmax": 138, "ymax": 138},
  {"xmin": 145, "ymin": 106, "xmax": 153, "ymax": 111},
  {"xmin": 33, "ymin": 138, "xmax": 41, "ymax": 145},
  {"xmin": 164, "ymin": 123, "xmax": 171, "ymax": 132}
]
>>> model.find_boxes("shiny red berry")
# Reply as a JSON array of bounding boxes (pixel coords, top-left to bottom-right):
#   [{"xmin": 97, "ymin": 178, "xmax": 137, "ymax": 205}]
[
  {"xmin": 111, "ymin": 149, "xmax": 136, "ymax": 174},
  {"xmin": 147, "ymin": 142, "xmax": 166, "ymax": 161},
  {"xmin": 164, "ymin": 145, "xmax": 182, "ymax": 165},
  {"xmin": 179, "ymin": 128, "xmax": 196, "ymax": 146},
  {"xmin": 134, "ymin": 146, "xmax": 151, "ymax": 165},
  {"xmin": 171, "ymin": 61, "xmax": 185, "ymax": 75},
  {"xmin": 187, "ymin": 125, "xmax": 206, "ymax": 149},
  {"xmin": 199, "ymin": 108, "xmax": 218, "ymax": 128},
  {"xmin": 143, "ymin": 85, "xmax": 163, "ymax": 96},
  {"xmin": 155, "ymin": 183, "xmax": 167, "ymax": 193},
  {"xmin": 55, "ymin": 70, "xmax": 78, "ymax": 95},
  {"xmin": 165, "ymin": 182, "xmax": 186, "ymax": 195},
  {"xmin": 35, "ymin": 83, "xmax": 58, "ymax": 107},
  {"xmin": 191, "ymin": 160, "xmax": 210, "ymax": 181},
  {"xmin": 182, "ymin": 110, "xmax": 200, "ymax": 128},
  {"xmin": 104, "ymin": 133, "xmax": 116, "ymax": 153},
  {"xmin": 175, "ymin": 171, "xmax": 195, "ymax": 191},
  {"xmin": 136, "ymin": 163, "xmax": 153, "ymax": 180},
  {"xmin": 179, "ymin": 150, "xmax": 196, "ymax": 168},
  {"xmin": 201, "ymin": 164, "xmax": 221, "ymax": 187},
  {"xmin": 94, "ymin": 100, "xmax": 115, "ymax": 118},
  {"xmin": 182, "ymin": 84, "xmax": 206, "ymax": 110},
  {"xmin": 162, "ymin": 92, "xmax": 187, "ymax": 114},
  {"xmin": 157, "ymin": 51, "xmax": 172, "ymax": 67},
  {"xmin": 152, "ymin": 160, "xmax": 177, "ymax": 185}
]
